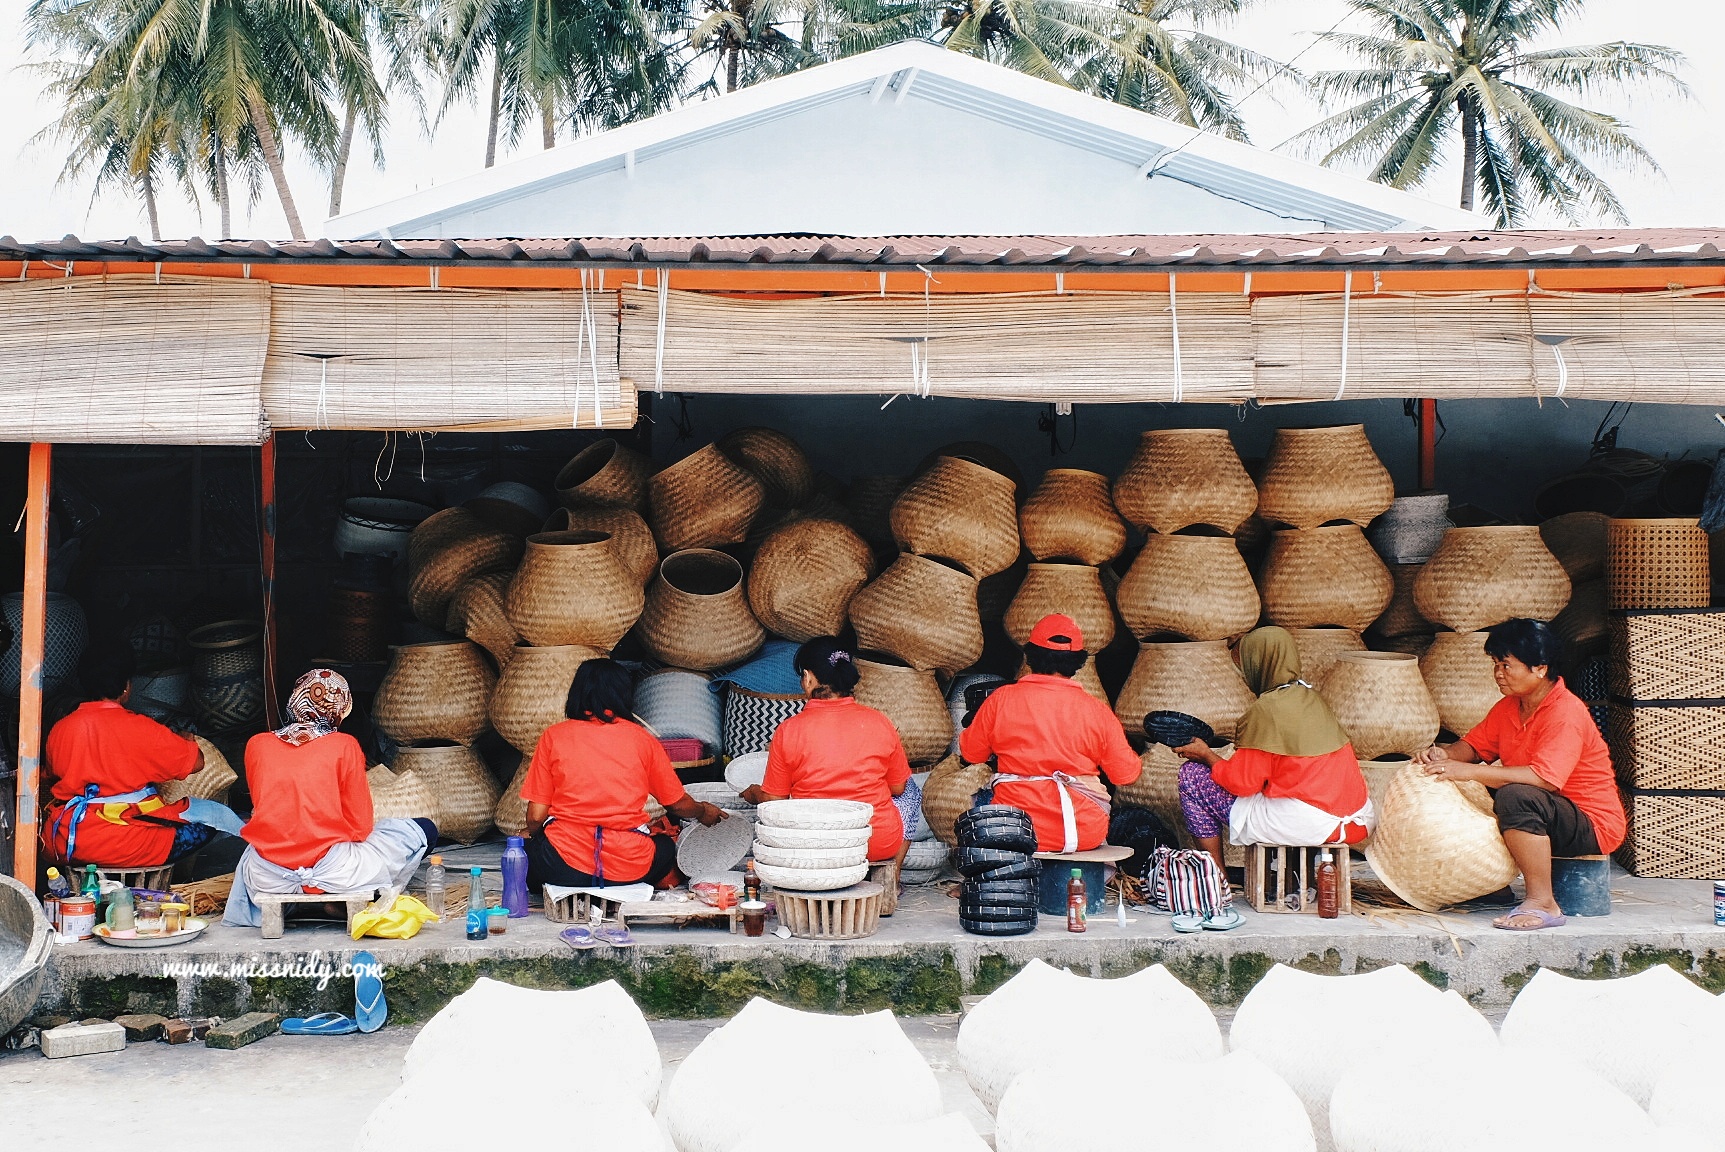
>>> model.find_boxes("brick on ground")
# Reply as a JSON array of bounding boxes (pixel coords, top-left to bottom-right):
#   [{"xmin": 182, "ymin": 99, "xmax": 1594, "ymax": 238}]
[
  {"xmin": 205, "ymin": 1013, "xmax": 279, "ymax": 1050},
  {"xmin": 114, "ymin": 1014, "xmax": 170, "ymax": 1041},
  {"xmin": 41, "ymin": 1022, "xmax": 126, "ymax": 1059}
]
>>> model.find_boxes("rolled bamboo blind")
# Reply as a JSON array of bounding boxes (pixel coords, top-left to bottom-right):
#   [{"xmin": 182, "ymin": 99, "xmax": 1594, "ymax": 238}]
[
  {"xmin": 262, "ymin": 285, "xmax": 635, "ymax": 431},
  {"xmin": 1528, "ymin": 292, "xmax": 1725, "ymax": 403},
  {"xmin": 0, "ymin": 276, "xmax": 269, "ymax": 444}
]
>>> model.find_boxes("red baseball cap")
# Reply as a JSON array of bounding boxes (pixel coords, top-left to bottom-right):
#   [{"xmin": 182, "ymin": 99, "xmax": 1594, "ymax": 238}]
[{"xmin": 1028, "ymin": 614, "xmax": 1084, "ymax": 651}]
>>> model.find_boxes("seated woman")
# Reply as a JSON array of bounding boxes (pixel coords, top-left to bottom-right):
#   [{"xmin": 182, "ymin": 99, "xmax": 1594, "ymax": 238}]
[
  {"xmin": 740, "ymin": 638, "xmax": 915, "ymax": 876},
  {"xmin": 523, "ymin": 659, "xmax": 726, "ymax": 888},
  {"xmin": 1174, "ymin": 626, "xmax": 1374, "ymax": 873},
  {"xmin": 1418, "ymin": 618, "xmax": 1624, "ymax": 931},
  {"xmin": 44, "ymin": 642, "xmax": 244, "ymax": 869},
  {"xmin": 224, "ymin": 669, "xmax": 435, "ymax": 927},
  {"xmin": 960, "ymin": 614, "xmax": 1141, "ymax": 854}
]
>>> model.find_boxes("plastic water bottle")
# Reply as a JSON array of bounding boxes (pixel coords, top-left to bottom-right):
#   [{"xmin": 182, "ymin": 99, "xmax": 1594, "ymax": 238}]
[
  {"xmin": 423, "ymin": 855, "xmax": 446, "ymax": 921},
  {"xmin": 501, "ymin": 837, "xmax": 529, "ymax": 918},
  {"xmin": 465, "ymin": 867, "xmax": 488, "ymax": 941},
  {"xmin": 82, "ymin": 864, "xmax": 99, "ymax": 896},
  {"xmin": 45, "ymin": 867, "xmax": 72, "ymax": 899}
]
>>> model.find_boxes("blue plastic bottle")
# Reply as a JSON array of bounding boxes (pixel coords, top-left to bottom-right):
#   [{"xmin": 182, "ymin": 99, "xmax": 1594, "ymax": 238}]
[{"xmin": 502, "ymin": 836, "xmax": 530, "ymax": 918}]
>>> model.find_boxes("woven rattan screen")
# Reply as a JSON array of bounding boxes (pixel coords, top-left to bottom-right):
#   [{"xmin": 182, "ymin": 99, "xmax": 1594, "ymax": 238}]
[{"xmin": 1528, "ymin": 292, "xmax": 1725, "ymax": 403}]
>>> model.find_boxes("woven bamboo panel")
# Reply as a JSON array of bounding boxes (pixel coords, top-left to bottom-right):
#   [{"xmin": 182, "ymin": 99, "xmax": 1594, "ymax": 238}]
[
  {"xmin": 1606, "ymin": 701, "xmax": 1725, "ymax": 791},
  {"xmin": 619, "ymin": 286, "xmax": 1255, "ymax": 402},
  {"xmin": 0, "ymin": 276, "xmax": 269, "ymax": 444},
  {"xmin": 263, "ymin": 285, "xmax": 635, "ymax": 430},
  {"xmin": 1616, "ymin": 792, "xmax": 1725, "ymax": 879},
  {"xmin": 1607, "ymin": 610, "xmax": 1725, "ymax": 700},
  {"xmin": 1605, "ymin": 519, "xmax": 1710, "ymax": 609},
  {"xmin": 1529, "ymin": 293, "xmax": 1725, "ymax": 404}
]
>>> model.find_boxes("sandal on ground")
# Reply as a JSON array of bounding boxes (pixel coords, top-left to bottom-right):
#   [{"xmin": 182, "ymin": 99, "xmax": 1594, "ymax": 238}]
[
  {"xmin": 1202, "ymin": 908, "xmax": 1245, "ymax": 931},
  {"xmin": 353, "ymin": 950, "xmax": 387, "ymax": 1033},
  {"xmin": 595, "ymin": 926, "xmax": 636, "ymax": 948},
  {"xmin": 280, "ymin": 1012, "xmax": 359, "ymax": 1036},
  {"xmin": 1493, "ymin": 904, "xmax": 1566, "ymax": 931},
  {"xmin": 560, "ymin": 926, "xmax": 598, "ymax": 951},
  {"xmin": 1171, "ymin": 913, "xmax": 1206, "ymax": 934}
]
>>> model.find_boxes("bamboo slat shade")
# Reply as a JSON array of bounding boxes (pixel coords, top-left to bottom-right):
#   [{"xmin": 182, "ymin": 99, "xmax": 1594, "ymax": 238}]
[
  {"xmin": 0, "ymin": 276, "xmax": 269, "ymax": 443},
  {"xmin": 618, "ymin": 286, "xmax": 1254, "ymax": 402},
  {"xmin": 263, "ymin": 285, "xmax": 635, "ymax": 431},
  {"xmin": 1528, "ymin": 293, "xmax": 1725, "ymax": 403}
]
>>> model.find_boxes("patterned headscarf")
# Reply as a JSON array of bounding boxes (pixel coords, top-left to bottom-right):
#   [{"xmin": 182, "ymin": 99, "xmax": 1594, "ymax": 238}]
[{"xmin": 274, "ymin": 668, "xmax": 353, "ymax": 747}]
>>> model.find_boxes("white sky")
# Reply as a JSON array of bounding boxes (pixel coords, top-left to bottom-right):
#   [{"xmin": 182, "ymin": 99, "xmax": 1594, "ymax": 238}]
[{"xmin": 1, "ymin": 0, "xmax": 1720, "ymax": 241}]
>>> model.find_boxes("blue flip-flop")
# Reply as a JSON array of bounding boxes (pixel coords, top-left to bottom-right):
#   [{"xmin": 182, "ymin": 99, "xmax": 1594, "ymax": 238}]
[
  {"xmin": 560, "ymin": 926, "xmax": 598, "ymax": 951},
  {"xmin": 353, "ymin": 950, "xmax": 387, "ymax": 1033},
  {"xmin": 281, "ymin": 1012, "xmax": 359, "ymax": 1036}
]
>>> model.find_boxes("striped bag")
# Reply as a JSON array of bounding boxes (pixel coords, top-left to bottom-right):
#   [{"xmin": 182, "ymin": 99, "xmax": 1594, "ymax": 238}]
[{"xmin": 1146, "ymin": 847, "xmax": 1231, "ymax": 917}]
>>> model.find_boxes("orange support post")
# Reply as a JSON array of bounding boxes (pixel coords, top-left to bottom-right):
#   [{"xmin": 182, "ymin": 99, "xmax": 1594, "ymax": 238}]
[
  {"xmin": 1417, "ymin": 398, "xmax": 1438, "ymax": 492},
  {"xmin": 12, "ymin": 443, "xmax": 50, "ymax": 885},
  {"xmin": 260, "ymin": 434, "xmax": 280, "ymax": 730}
]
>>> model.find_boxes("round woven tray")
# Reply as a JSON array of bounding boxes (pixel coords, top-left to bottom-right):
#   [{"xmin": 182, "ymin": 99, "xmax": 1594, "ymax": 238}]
[
  {"xmin": 1004, "ymin": 562, "xmax": 1116, "ymax": 649},
  {"xmin": 749, "ymin": 517, "xmax": 874, "ymax": 643},
  {"xmin": 1019, "ymin": 469, "xmax": 1126, "ymax": 565},
  {"xmin": 1112, "ymin": 428, "xmax": 1257, "ymax": 535},
  {"xmin": 756, "ymin": 798, "xmax": 873, "ymax": 831},
  {"xmin": 638, "ymin": 550, "xmax": 765, "ymax": 671},
  {"xmin": 848, "ymin": 553, "xmax": 982, "ymax": 675},
  {"xmin": 1117, "ymin": 532, "xmax": 1260, "ymax": 642},
  {"xmin": 649, "ymin": 444, "xmax": 765, "ymax": 552},
  {"xmin": 1605, "ymin": 517, "xmax": 1711, "ymax": 609},
  {"xmin": 889, "ymin": 456, "xmax": 1020, "ymax": 579}
]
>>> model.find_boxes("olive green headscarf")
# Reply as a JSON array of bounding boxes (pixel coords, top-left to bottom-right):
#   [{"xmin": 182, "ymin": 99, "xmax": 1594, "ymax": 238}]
[{"xmin": 1231, "ymin": 627, "xmax": 1352, "ymax": 758}]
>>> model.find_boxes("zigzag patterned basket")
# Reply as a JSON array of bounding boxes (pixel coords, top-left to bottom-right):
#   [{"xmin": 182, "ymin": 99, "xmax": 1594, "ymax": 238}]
[
  {"xmin": 1607, "ymin": 700, "xmax": 1725, "ymax": 791},
  {"xmin": 1616, "ymin": 791, "xmax": 1725, "ymax": 879},
  {"xmin": 722, "ymin": 688, "xmax": 804, "ymax": 758},
  {"xmin": 1607, "ymin": 609, "xmax": 1725, "ymax": 701}
]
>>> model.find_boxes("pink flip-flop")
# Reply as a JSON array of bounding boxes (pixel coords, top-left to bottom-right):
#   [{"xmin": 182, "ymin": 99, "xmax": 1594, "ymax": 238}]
[{"xmin": 1494, "ymin": 904, "xmax": 1566, "ymax": 931}]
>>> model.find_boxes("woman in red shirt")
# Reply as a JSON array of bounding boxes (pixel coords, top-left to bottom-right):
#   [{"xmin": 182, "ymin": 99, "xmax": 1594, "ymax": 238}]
[
  {"xmin": 1419, "ymin": 618, "xmax": 1624, "ymax": 931},
  {"xmin": 523, "ymin": 659, "xmax": 727, "ymax": 888},
  {"xmin": 224, "ymin": 669, "xmax": 437, "ymax": 927}
]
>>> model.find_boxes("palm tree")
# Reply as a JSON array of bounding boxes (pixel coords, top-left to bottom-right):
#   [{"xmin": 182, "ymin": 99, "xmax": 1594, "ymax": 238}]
[
  {"xmin": 327, "ymin": 0, "xmax": 429, "ymax": 217},
  {"xmin": 686, "ymin": 0, "xmax": 816, "ymax": 94},
  {"xmin": 1294, "ymin": 0, "xmax": 1689, "ymax": 225}
]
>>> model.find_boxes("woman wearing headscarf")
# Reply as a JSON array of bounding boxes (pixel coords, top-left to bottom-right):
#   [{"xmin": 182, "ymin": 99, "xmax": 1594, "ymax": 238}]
[
  {"xmin": 1174, "ymin": 626, "xmax": 1374, "ymax": 873},
  {"xmin": 223, "ymin": 669, "xmax": 436, "ymax": 927}
]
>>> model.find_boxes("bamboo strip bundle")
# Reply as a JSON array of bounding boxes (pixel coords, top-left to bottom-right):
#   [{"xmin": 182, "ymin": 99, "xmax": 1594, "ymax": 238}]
[
  {"xmin": 263, "ymin": 285, "xmax": 636, "ymax": 430},
  {"xmin": 619, "ymin": 286, "xmax": 1255, "ymax": 402},
  {"xmin": 1529, "ymin": 293, "xmax": 1725, "ymax": 403}
]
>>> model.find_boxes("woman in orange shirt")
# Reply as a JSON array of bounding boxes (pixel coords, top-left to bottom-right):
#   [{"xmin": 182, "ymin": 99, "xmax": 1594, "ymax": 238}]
[{"xmin": 224, "ymin": 669, "xmax": 437, "ymax": 927}]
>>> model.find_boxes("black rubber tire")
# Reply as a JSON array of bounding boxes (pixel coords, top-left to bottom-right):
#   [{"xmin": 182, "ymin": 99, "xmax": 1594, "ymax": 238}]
[
  {"xmin": 954, "ymin": 808, "xmax": 1038, "ymax": 853},
  {"xmin": 959, "ymin": 914, "xmax": 1038, "ymax": 936},
  {"xmin": 963, "ymin": 856, "xmax": 1043, "ymax": 883},
  {"xmin": 961, "ymin": 879, "xmax": 1040, "ymax": 908},
  {"xmin": 959, "ymin": 902, "xmax": 1045, "ymax": 922},
  {"xmin": 954, "ymin": 846, "xmax": 1037, "ymax": 878}
]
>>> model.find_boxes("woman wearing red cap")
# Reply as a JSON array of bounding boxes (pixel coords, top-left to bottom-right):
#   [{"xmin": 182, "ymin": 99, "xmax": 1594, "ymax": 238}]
[{"xmin": 959, "ymin": 614, "xmax": 1142, "ymax": 853}]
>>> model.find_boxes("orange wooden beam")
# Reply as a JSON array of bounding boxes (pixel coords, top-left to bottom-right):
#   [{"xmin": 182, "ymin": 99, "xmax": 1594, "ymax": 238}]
[{"xmin": 12, "ymin": 443, "xmax": 50, "ymax": 886}]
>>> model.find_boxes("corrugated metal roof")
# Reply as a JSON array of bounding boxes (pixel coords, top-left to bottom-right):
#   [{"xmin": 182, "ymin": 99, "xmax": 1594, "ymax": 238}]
[{"xmin": 3, "ymin": 229, "xmax": 1724, "ymax": 270}]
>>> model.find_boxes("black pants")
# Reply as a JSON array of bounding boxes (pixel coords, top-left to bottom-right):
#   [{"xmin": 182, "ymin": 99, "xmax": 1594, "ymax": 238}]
[
  {"xmin": 525, "ymin": 829, "xmax": 679, "ymax": 888},
  {"xmin": 1494, "ymin": 783, "xmax": 1601, "ymax": 857}
]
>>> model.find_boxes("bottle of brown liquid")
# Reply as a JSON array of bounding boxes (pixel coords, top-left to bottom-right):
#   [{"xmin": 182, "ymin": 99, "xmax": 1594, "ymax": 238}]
[
  {"xmin": 1066, "ymin": 869, "xmax": 1087, "ymax": 933},
  {"xmin": 1316, "ymin": 850, "xmax": 1339, "ymax": 919},
  {"xmin": 743, "ymin": 860, "xmax": 761, "ymax": 904}
]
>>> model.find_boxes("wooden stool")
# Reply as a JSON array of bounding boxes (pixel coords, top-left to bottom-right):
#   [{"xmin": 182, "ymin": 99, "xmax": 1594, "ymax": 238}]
[
  {"xmin": 1552, "ymin": 854, "xmax": 1611, "ymax": 917},
  {"xmin": 544, "ymin": 888, "xmax": 624, "ymax": 925},
  {"xmin": 1243, "ymin": 844, "xmax": 1351, "ymax": 915},
  {"xmin": 868, "ymin": 859, "xmax": 902, "ymax": 916},
  {"xmin": 254, "ymin": 889, "xmax": 382, "ymax": 940},
  {"xmin": 1033, "ymin": 845, "xmax": 1133, "ymax": 916},
  {"xmin": 81, "ymin": 865, "xmax": 175, "ymax": 893},
  {"xmin": 772, "ymin": 882, "xmax": 884, "ymax": 940}
]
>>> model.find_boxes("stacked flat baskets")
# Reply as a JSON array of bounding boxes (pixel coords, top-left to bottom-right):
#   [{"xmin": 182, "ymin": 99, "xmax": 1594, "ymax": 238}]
[
  {"xmin": 955, "ymin": 805, "xmax": 1042, "ymax": 936},
  {"xmin": 754, "ymin": 799, "xmax": 884, "ymax": 939}
]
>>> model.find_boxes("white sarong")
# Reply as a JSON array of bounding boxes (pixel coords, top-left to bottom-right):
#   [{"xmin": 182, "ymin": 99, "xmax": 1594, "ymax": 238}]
[{"xmin": 223, "ymin": 818, "xmax": 429, "ymax": 927}]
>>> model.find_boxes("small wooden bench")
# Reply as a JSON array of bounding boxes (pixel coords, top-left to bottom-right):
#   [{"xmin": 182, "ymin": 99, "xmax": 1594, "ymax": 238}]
[
  {"xmin": 1243, "ymin": 844, "xmax": 1352, "ymax": 915},
  {"xmin": 544, "ymin": 888, "xmax": 742, "ymax": 933},
  {"xmin": 1033, "ymin": 845, "xmax": 1133, "ymax": 916},
  {"xmin": 254, "ymin": 888, "xmax": 383, "ymax": 940},
  {"xmin": 66, "ymin": 865, "xmax": 176, "ymax": 894}
]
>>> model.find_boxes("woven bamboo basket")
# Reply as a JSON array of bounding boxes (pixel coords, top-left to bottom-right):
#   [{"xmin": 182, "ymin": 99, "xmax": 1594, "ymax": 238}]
[
  {"xmin": 1364, "ymin": 763, "xmax": 1519, "ymax": 912},
  {"xmin": 1617, "ymin": 793, "xmax": 1725, "ymax": 879},
  {"xmin": 326, "ymin": 586, "xmax": 392, "ymax": 664},
  {"xmin": 373, "ymin": 641, "xmax": 496, "ymax": 744},
  {"xmin": 716, "ymin": 427, "xmax": 815, "ymax": 508},
  {"xmin": 1004, "ymin": 562, "xmax": 1116, "ymax": 649},
  {"xmin": 1374, "ymin": 633, "xmax": 1436, "ymax": 658},
  {"xmin": 1355, "ymin": 755, "xmax": 1411, "ymax": 849},
  {"xmin": 156, "ymin": 736, "xmax": 240, "ymax": 805},
  {"xmin": 648, "ymin": 444, "xmax": 765, "ymax": 553},
  {"xmin": 1318, "ymin": 651, "xmax": 1441, "ymax": 760},
  {"xmin": 1417, "ymin": 630, "xmax": 1502, "ymax": 738},
  {"xmin": 848, "ymin": 553, "xmax": 982, "ymax": 675},
  {"xmin": 1011, "ymin": 652, "xmax": 1108, "ymax": 704},
  {"xmin": 1606, "ymin": 518, "xmax": 1711, "ymax": 609},
  {"xmin": 1366, "ymin": 494, "xmax": 1451, "ymax": 564},
  {"xmin": 447, "ymin": 572, "xmax": 518, "ymax": 670},
  {"xmin": 1539, "ymin": 511, "xmax": 1609, "ymax": 583},
  {"xmin": 847, "ymin": 475, "xmax": 907, "ymax": 549},
  {"xmin": 1413, "ymin": 526, "xmax": 1572, "ymax": 632},
  {"xmin": 392, "ymin": 740, "xmax": 499, "ymax": 844},
  {"xmin": 921, "ymin": 753, "xmax": 995, "ymax": 845},
  {"xmin": 1116, "ymin": 533, "xmax": 1260, "ymax": 641},
  {"xmin": 490, "ymin": 643, "xmax": 607, "ymax": 754},
  {"xmin": 406, "ymin": 507, "xmax": 486, "ymax": 580},
  {"xmin": 554, "ymin": 438, "xmax": 653, "ymax": 512},
  {"xmin": 1551, "ymin": 578, "xmax": 1608, "ymax": 652},
  {"xmin": 367, "ymin": 763, "xmax": 440, "ymax": 823},
  {"xmin": 409, "ymin": 527, "xmax": 524, "ymax": 628},
  {"xmin": 1114, "ymin": 639, "xmax": 1253, "ymax": 743},
  {"xmin": 505, "ymin": 530, "xmax": 644, "ymax": 649},
  {"xmin": 187, "ymin": 619, "xmax": 264, "ymax": 733},
  {"xmin": 854, "ymin": 655, "xmax": 953, "ymax": 764},
  {"xmin": 748, "ymin": 517, "xmax": 874, "ymax": 642},
  {"xmin": 634, "ymin": 669, "xmax": 724, "ymax": 750},
  {"xmin": 1019, "ymin": 469, "xmax": 1127, "ymax": 565},
  {"xmin": 889, "ymin": 456, "xmax": 1020, "ymax": 579},
  {"xmin": 542, "ymin": 506, "xmax": 658, "ymax": 587},
  {"xmin": 772, "ymin": 882, "xmax": 884, "ymax": 939},
  {"xmin": 1112, "ymin": 742, "xmax": 1185, "ymax": 834},
  {"xmin": 1607, "ymin": 609, "xmax": 1725, "ymax": 700},
  {"xmin": 1111, "ymin": 428, "xmax": 1257, "ymax": 535},
  {"xmin": 493, "ymin": 756, "xmax": 532, "ymax": 837},
  {"xmin": 1256, "ymin": 425, "xmax": 1395, "ymax": 530},
  {"xmin": 1288, "ymin": 627, "xmax": 1366, "ymax": 686},
  {"xmin": 638, "ymin": 550, "xmax": 765, "ymax": 671},
  {"xmin": 1374, "ymin": 564, "xmax": 1432, "ymax": 639},
  {"xmin": 976, "ymin": 557, "xmax": 1027, "ymax": 623},
  {"xmin": 1607, "ymin": 701, "xmax": 1725, "ymax": 791},
  {"xmin": 723, "ymin": 688, "xmax": 805, "ymax": 757},
  {"xmin": 1261, "ymin": 525, "xmax": 1393, "ymax": 632}
]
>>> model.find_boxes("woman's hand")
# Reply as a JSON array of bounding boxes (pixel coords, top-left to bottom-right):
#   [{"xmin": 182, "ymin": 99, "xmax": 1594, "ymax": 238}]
[
  {"xmin": 1172, "ymin": 739, "xmax": 1216, "ymax": 766},
  {"xmin": 1423, "ymin": 757, "xmax": 1475, "ymax": 783},
  {"xmin": 1417, "ymin": 744, "xmax": 1449, "ymax": 766},
  {"xmin": 697, "ymin": 801, "xmax": 728, "ymax": 826},
  {"xmin": 738, "ymin": 784, "xmax": 765, "ymax": 806}
]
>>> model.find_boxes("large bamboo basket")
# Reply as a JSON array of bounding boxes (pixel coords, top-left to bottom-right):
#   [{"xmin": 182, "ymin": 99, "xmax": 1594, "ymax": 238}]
[
  {"xmin": 490, "ymin": 643, "xmax": 608, "ymax": 754},
  {"xmin": 847, "ymin": 475, "xmax": 907, "ymax": 549},
  {"xmin": 1114, "ymin": 639, "xmax": 1253, "ymax": 743},
  {"xmin": 1111, "ymin": 428, "xmax": 1257, "ymax": 535},
  {"xmin": 406, "ymin": 507, "xmax": 486, "ymax": 580},
  {"xmin": 1374, "ymin": 564, "xmax": 1432, "ymax": 639},
  {"xmin": 373, "ymin": 640, "xmax": 496, "ymax": 744},
  {"xmin": 1256, "ymin": 424, "xmax": 1394, "ymax": 530},
  {"xmin": 447, "ymin": 572, "xmax": 518, "ymax": 670},
  {"xmin": 368, "ymin": 763, "xmax": 440, "ymax": 824},
  {"xmin": 1318, "ymin": 651, "xmax": 1441, "ymax": 760},
  {"xmin": 921, "ymin": 753, "xmax": 995, "ymax": 846},
  {"xmin": 1606, "ymin": 518, "xmax": 1711, "ymax": 609},
  {"xmin": 392, "ymin": 740, "xmax": 499, "ymax": 844},
  {"xmin": 156, "ymin": 736, "xmax": 239, "ymax": 805},
  {"xmin": 1365, "ymin": 763, "xmax": 1518, "ymax": 912},
  {"xmin": 542, "ymin": 506, "xmax": 657, "ymax": 586},
  {"xmin": 848, "ymin": 553, "xmax": 983, "ymax": 675},
  {"xmin": 1539, "ymin": 511, "xmax": 1609, "ymax": 583},
  {"xmin": 554, "ymin": 438, "xmax": 653, "ymax": 512},
  {"xmin": 1004, "ymin": 562, "xmax": 1116, "ymax": 650},
  {"xmin": 889, "ymin": 456, "xmax": 1020, "ymax": 579},
  {"xmin": 1414, "ymin": 525, "xmax": 1571, "ymax": 632},
  {"xmin": 1288, "ymin": 627, "xmax": 1366, "ymax": 686},
  {"xmin": 1019, "ymin": 469, "xmax": 1126, "ymax": 565},
  {"xmin": 648, "ymin": 443, "xmax": 766, "ymax": 552},
  {"xmin": 854, "ymin": 655, "xmax": 953, "ymax": 764},
  {"xmin": 1261, "ymin": 525, "xmax": 1393, "ymax": 632},
  {"xmin": 976, "ymin": 557, "xmax": 1027, "ymax": 623},
  {"xmin": 638, "ymin": 549, "xmax": 765, "ymax": 671},
  {"xmin": 716, "ymin": 427, "xmax": 815, "ymax": 508},
  {"xmin": 1551, "ymin": 578, "xmax": 1608, "ymax": 652},
  {"xmin": 493, "ymin": 756, "xmax": 532, "ymax": 837},
  {"xmin": 1419, "ymin": 630, "xmax": 1502, "ymax": 738},
  {"xmin": 749, "ymin": 517, "xmax": 874, "ymax": 642},
  {"xmin": 504, "ymin": 530, "xmax": 643, "ymax": 649},
  {"xmin": 1367, "ymin": 494, "xmax": 1451, "ymax": 564},
  {"xmin": 408, "ymin": 527, "xmax": 523, "ymax": 628},
  {"xmin": 1116, "ymin": 533, "xmax": 1260, "ymax": 641}
]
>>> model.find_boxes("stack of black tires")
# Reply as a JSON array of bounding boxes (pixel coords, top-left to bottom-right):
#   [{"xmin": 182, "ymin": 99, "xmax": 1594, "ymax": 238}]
[{"xmin": 954, "ymin": 805, "xmax": 1041, "ymax": 936}]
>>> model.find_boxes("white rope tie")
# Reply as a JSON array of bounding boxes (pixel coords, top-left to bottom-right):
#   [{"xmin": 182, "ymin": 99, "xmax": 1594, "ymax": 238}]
[
  {"xmin": 1550, "ymin": 344, "xmax": 1569, "ymax": 397},
  {"xmin": 654, "ymin": 272, "xmax": 669, "ymax": 396},
  {"xmin": 16, "ymin": 261, "xmax": 26, "ymax": 281},
  {"xmin": 581, "ymin": 269, "xmax": 604, "ymax": 427},
  {"xmin": 1169, "ymin": 273, "xmax": 1184, "ymax": 403},
  {"xmin": 316, "ymin": 358, "xmax": 330, "ymax": 430},
  {"xmin": 1333, "ymin": 270, "xmax": 1353, "ymax": 402}
]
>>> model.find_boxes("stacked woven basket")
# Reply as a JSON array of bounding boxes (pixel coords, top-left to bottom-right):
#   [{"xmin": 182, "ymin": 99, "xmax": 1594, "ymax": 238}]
[{"xmin": 751, "ymin": 799, "xmax": 874, "ymax": 891}]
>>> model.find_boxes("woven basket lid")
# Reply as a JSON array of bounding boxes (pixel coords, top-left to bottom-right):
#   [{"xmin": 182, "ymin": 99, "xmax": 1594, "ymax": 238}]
[{"xmin": 677, "ymin": 813, "xmax": 758, "ymax": 877}]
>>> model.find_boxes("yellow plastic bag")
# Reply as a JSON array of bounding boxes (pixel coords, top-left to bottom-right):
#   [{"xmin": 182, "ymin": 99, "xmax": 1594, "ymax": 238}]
[{"xmin": 350, "ymin": 893, "xmax": 439, "ymax": 940}]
